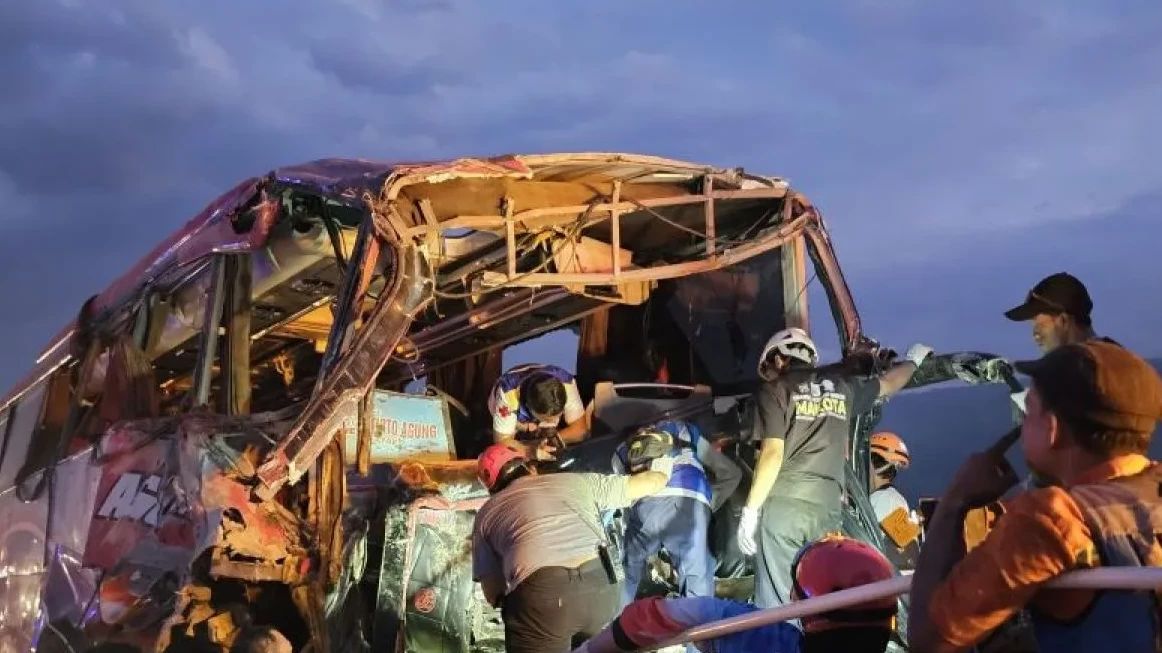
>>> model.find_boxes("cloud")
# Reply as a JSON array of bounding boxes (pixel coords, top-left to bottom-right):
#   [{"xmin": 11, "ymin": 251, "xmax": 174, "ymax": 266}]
[
  {"xmin": 844, "ymin": 188, "xmax": 1162, "ymax": 362},
  {"xmin": 0, "ymin": 0, "xmax": 1160, "ymax": 394}
]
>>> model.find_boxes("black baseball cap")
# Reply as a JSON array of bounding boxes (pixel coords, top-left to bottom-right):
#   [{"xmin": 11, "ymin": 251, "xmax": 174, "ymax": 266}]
[{"xmin": 1004, "ymin": 272, "xmax": 1093, "ymax": 322}]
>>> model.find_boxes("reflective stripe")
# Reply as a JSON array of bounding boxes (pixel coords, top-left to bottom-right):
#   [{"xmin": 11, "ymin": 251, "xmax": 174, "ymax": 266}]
[
  {"xmin": 653, "ymin": 487, "xmax": 712, "ymax": 506},
  {"xmin": 614, "ymin": 420, "xmax": 713, "ymax": 504}
]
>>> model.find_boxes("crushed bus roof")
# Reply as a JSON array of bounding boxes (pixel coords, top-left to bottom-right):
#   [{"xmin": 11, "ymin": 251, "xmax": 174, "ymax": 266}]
[{"xmin": 1, "ymin": 152, "xmax": 834, "ymax": 414}]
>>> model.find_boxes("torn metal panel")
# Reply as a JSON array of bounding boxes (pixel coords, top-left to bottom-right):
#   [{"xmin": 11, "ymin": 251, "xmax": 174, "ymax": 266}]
[
  {"xmin": 0, "ymin": 448, "xmax": 102, "ymax": 652},
  {"xmin": 78, "ymin": 411, "xmax": 307, "ymax": 640},
  {"xmin": 3, "ymin": 164, "xmax": 355, "ymax": 413},
  {"xmin": 906, "ymin": 351, "xmax": 1020, "ymax": 390},
  {"xmin": 802, "ymin": 214, "xmax": 864, "ymax": 354},
  {"xmin": 373, "ymin": 465, "xmax": 498, "ymax": 653},
  {"xmin": 255, "ymin": 242, "xmax": 433, "ymax": 498}
]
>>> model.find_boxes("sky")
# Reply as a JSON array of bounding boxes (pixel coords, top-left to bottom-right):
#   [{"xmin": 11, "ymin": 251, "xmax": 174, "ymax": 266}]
[{"xmin": 2, "ymin": 0, "xmax": 1162, "ymax": 394}]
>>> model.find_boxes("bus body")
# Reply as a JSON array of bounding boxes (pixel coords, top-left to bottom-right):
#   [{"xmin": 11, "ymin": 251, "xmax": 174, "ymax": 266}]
[{"xmin": 0, "ymin": 153, "xmax": 1007, "ymax": 652}]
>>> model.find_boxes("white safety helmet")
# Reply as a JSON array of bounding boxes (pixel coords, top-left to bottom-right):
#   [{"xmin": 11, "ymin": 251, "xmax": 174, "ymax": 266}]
[{"xmin": 759, "ymin": 327, "xmax": 819, "ymax": 370}]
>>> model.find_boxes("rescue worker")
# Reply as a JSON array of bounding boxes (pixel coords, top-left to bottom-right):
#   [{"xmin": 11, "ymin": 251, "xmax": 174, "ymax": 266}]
[
  {"xmin": 869, "ymin": 432, "xmax": 922, "ymax": 569},
  {"xmin": 611, "ymin": 421, "xmax": 743, "ymax": 606},
  {"xmin": 489, "ymin": 363, "xmax": 590, "ymax": 460},
  {"xmin": 909, "ymin": 341, "xmax": 1162, "ymax": 652},
  {"xmin": 574, "ymin": 534, "xmax": 899, "ymax": 653},
  {"xmin": 1003, "ymin": 271, "xmax": 1115, "ymax": 354},
  {"xmin": 471, "ymin": 444, "xmax": 673, "ymax": 652},
  {"xmin": 1004, "ymin": 272, "xmax": 1120, "ymax": 413},
  {"xmin": 738, "ymin": 327, "xmax": 931, "ymax": 608},
  {"xmin": 869, "ymin": 432, "xmax": 912, "ymax": 520}
]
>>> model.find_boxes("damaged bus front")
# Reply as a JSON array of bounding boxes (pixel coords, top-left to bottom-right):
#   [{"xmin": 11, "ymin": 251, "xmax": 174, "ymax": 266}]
[{"xmin": 0, "ymin": 153, "xmax": 1011, "ymax": 653}]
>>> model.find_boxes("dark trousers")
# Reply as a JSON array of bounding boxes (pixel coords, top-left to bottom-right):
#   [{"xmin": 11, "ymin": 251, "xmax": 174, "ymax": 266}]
[
  {"xmin": 754, "ymin": 496, "xmax": 842, "ymax": 608},
  {"xmin": 622, "ymin": 496, "xmax": 715, "ymax": 606},
  {"xmin": 501, "ymin": 558, "xmax": 621, "ymax": 653}
]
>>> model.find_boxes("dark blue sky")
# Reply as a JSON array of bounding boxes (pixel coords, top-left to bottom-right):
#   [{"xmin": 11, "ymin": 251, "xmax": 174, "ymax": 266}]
[{"xmin": 2, "ymin": 0, "xmax": 1161, "ymax": 393}]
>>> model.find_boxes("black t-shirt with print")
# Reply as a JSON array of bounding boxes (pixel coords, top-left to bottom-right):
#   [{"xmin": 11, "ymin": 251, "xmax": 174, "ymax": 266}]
[{"xmin": 750, "ymin": 367, "xmax": 880, "ymax": 503}]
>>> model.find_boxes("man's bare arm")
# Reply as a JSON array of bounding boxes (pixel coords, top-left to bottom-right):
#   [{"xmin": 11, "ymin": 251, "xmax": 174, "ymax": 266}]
[
  {"xmin": 745, "ymin": 438, "xmax": 785, "ymax": 510},
  {"xmin": 558, "ymin": 412, "xmax": 590, "ymax": 443},
  {"xmin": 626, "ymin": 470, "xmax": 669, "ymax": 501},
  {"xmin": 877, "ymin": 361, "xmax": 921, "ymax": 399},
  {"xmin": 878, "ymin": 344, "xmax": 933, "ymax": 399}
]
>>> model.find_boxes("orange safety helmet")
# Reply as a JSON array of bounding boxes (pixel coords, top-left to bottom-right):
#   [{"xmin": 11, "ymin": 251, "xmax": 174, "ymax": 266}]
[
  {"xmin": 790, "ymin": 534, "xmax": 898, "ymax": 633},
  {"xmin": 477, "ymin": 444, "xmax": 529, "ymax": 492},
  {"xmin": 870, "ymin": 432, "xmax": 910, "ymax": 470}
]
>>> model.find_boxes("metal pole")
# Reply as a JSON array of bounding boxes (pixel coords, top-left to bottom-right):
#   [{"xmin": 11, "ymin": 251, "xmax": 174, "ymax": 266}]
[
  {"xmin": 191, "ymin": 256, "xmax": 227, "ymax": 407},
  {"xmin": 632, "ymin": 567, "xmax": 1162, "ymax": 651}
]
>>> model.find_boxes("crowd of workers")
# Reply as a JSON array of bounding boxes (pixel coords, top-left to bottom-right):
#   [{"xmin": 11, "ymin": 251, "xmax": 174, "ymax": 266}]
[{"xmin": 470, "ymin": 271, "xmax": 1162, "ymax": 653}]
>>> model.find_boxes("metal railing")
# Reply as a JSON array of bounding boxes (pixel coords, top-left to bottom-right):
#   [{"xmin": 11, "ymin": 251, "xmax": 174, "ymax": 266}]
[{"xmin": 572, "ymin": 567, "xmax": 1162, "ymax": 652}]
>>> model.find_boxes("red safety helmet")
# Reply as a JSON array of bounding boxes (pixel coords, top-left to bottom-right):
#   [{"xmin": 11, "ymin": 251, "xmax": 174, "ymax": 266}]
[
  {"xmin": 477, "ymin": 444, "xmax": 529, "ymax": 492},
  {"xmin": 790, "ymin": 534, "xmax": 898, "ymax": 633},
  {"xmin": 870, "ymin": 432, "xmax": 910, "ymax": 470}
]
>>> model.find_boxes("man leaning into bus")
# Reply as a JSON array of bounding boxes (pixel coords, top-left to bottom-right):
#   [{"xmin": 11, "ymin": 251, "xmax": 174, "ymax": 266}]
[
  {"xmin": 909, "ymin": 341, "xmax": 1162, "ymax": 652},
  {"xmin": 489, "ymin": 363, "xmax": 591, "ymax": 460}
]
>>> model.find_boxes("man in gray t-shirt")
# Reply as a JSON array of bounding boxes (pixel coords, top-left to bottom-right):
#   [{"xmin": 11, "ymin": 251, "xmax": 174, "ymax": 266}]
[{"xmin": 471, "ymin": 444, "xmax": 671, "ymax": 652}]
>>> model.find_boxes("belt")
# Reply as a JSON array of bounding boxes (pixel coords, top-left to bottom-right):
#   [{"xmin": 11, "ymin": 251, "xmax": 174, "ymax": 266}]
[{"xmin": 537, "ymin": 556, "xmax": 604, "ymax": 579}]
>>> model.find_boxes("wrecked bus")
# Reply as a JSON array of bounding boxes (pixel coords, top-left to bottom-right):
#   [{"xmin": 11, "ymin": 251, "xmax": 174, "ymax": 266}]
[{"xmin": 0, "ymin": 153, "xmax": 1014, "ymax": 652}]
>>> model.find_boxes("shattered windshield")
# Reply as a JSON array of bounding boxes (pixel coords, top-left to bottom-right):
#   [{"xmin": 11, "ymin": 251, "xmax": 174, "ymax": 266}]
[{"xmin": 658, "ymin": 248, "xmax": 786, "ymax": 393}]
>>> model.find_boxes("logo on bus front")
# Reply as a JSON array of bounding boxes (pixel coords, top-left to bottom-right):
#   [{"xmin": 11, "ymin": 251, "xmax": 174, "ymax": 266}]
[{"xmin": 93, "ymin": 472, "xmax": 165, "ymax": 527}]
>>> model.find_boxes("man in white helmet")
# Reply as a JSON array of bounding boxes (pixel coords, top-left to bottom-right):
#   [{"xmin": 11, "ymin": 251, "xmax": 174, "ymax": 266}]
[{"xmin": 738, "ymin": 327, "xmax": 932, "ymax": 608}]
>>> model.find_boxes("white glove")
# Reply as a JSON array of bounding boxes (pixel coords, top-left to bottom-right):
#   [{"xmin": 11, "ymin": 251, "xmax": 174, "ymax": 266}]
[
  {"xmin": 737, "ymin": 506, "xmax": 760, "ymax": 556},
  {"xmin": 648, "ymin": 455, "xmax": 675, "ymax": 479},
  {"xmin": 1010, "ymin": 389, "xmax": 1029, "ymax": 414},
  {"xmin": 905, "ymin": 343, "xmax": 934, "ymax": 368}
]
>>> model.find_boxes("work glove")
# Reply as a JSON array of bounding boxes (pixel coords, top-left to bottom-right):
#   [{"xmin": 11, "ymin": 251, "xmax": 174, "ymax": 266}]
[
  {"xmin": 648, "ymin": 455, "xmax": 675, "ymax": 480},
  {"xmin": 905, "ymin": 343, "xmax": 934, "ymax": 368},
  {"xmin": 1010, "ymin": 388, "xmax": 1028, "ymax": 414},
  {"xmin": 737, "ymin": 506, "xmax": 760, "ymax": 556}
]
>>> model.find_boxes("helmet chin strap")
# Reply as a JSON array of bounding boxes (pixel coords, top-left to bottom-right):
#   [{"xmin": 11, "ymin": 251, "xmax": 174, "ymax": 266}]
[{"xmin": 758, "ymin": 354, "xmax": 787, "ymax": 382}]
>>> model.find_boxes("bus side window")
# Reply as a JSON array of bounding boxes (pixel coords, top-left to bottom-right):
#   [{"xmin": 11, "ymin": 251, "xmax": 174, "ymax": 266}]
[
  {"xmin": 10, "ymin": 364, "xmax": 86, "ymax": 500},
  {"xmin": 0, "ymin": 380, "xmax": 48, "ymax": 492}
]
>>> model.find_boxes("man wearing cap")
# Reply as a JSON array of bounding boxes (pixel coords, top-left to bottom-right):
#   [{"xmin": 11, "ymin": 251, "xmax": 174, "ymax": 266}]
[
  {"xmin": 909, "ymin": 341, "xmax": 1162, "ymax": 652},
  {"xmin": 1005, "ymin": 272, "xmax": 1120, "ymax": 414},
  {"xmin": 1004, "ymin": 272, "xmax": 1117, "ymax": 354}
]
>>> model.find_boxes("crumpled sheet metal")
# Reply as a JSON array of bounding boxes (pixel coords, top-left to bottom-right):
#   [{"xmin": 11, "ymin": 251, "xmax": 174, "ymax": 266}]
[
  {"xmin": 372, "ymin": 462, "xmax": 500, "ymax": 652},
  {"xmin": 375, "ymin": 496, "xmax": 500, "ymax": 653},
  {"xmin": 8, "ymin": 154, "xmax": 538, "ymax": 413},
  {"xmin": 903, "ymin": 351, "xmax": 1019, "ymax": 390},
  {"xmin": 256, "ymin": 243, "xmax": 432, "ymax": 498},
  {"xmin": 82, "ymin": 410, "xmax": 309, "ymax": 635},
  {"xmin": 380, "ymin": 156, "xmax": 531, "ymax": 196},
  {"xmin": 0, "ymin": 447, "xmax": 105, "ymax": 653},
  {"xmin": 179, "ymin": 413, "xmax": 308, "ymax": 575}
]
